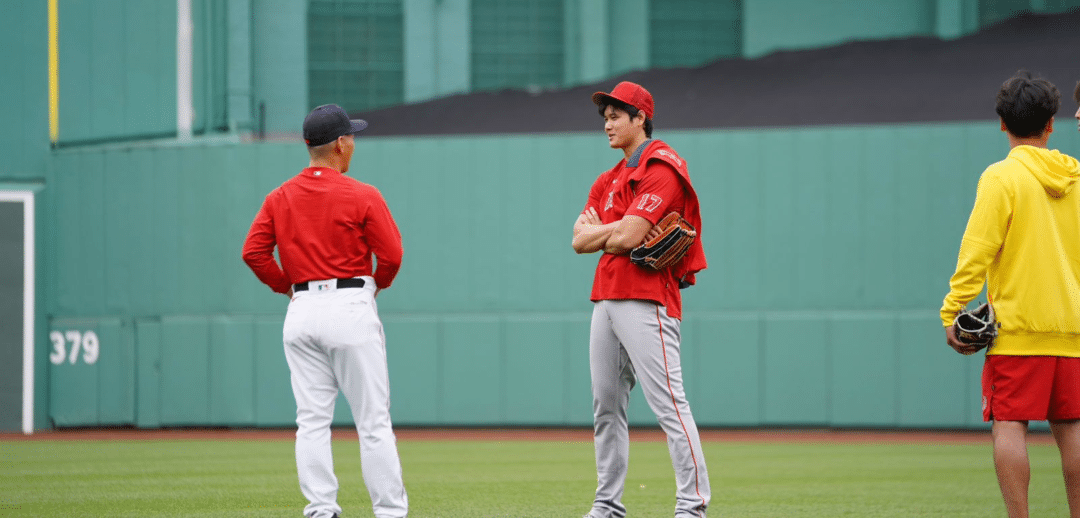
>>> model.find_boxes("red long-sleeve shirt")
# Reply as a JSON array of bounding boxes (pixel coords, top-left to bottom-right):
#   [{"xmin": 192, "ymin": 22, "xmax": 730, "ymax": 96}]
[{"xmin": 242, "ymin": 167, "xmax": 403, "ymax": 293}]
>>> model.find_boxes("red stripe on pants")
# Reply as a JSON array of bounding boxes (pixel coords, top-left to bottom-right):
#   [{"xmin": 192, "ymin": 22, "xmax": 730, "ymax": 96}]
[{"xmin": 656, "ymin": 306, "xmax": 704, "ymax": 517}]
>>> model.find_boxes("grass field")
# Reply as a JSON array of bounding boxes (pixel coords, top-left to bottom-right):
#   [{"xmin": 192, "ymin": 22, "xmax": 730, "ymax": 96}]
[{"xmin": 0, "ymin": 431, "xmax": 1070, "ymax": 517}]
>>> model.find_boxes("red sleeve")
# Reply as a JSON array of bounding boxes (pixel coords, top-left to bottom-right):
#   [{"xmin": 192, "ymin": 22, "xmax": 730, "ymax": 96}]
[
  {"xmin": 624, "ymin": 161, "xmax": 684, "ymax": 224},
  {"xmin": 363, "ymin": 188, "xmax": 403, "ymax": 289},
  {"xmin": 242, "ymin": 194, "xmax": 292, "ymax": 294},
  {"xmin": 583, "ymin": 171, "xmax": 608, "ymax": 214}
]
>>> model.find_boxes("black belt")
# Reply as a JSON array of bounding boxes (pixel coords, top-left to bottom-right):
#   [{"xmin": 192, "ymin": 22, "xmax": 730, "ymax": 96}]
[{"xmin": 293, "ymin": 278, "xmax": 366, "ymax": 292}]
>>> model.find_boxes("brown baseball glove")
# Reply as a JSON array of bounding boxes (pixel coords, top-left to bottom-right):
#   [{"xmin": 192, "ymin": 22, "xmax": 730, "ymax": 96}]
[{"xmin": 630, "ymin": 212, "xmax": 696, "ymax": 270}]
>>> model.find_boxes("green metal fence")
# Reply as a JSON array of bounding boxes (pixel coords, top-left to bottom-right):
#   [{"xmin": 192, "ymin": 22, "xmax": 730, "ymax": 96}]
[{"xmin": 308, "ymin": 0, "xmax": 405, "ymax": 111}]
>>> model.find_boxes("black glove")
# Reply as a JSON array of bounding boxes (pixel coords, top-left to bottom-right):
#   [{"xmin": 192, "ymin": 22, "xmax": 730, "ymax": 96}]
[{"xmin": 952, "ymin": 302, "xmax": 998, "ymax": 352}]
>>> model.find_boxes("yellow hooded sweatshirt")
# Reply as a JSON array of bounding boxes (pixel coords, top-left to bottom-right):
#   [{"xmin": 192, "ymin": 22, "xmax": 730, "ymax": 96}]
[{"xmin": 941, "ymin": 145, "xmax": 1080, "ymax": 356}]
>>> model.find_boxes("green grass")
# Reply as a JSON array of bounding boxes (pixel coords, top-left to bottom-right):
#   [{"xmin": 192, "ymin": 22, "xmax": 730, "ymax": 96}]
[{"xmin": 0, "ymin": 436, "xmax": 1070, "ymax": 517}]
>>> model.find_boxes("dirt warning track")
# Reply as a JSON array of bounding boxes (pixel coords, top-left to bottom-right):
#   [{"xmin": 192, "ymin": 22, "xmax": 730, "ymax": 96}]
[{"xmin": 0, "ymin": 426, "xmax": 1056, "ymax": 445}]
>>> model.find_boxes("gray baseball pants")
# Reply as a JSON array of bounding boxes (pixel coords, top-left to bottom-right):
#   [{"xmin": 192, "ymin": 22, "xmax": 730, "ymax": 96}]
[{"xmin": 588, "ymin": 299, "xmax": 711, "ymax": 518}]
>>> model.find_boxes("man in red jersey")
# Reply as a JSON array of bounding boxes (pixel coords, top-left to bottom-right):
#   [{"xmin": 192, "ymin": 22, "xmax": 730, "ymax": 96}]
[
  {"xmin": 243, "ymin": 104, "xmax": 408, "ymax": 518},
  {"xmin": 572, "ymin": 82, "xmax": 710, "ymax": 518}
]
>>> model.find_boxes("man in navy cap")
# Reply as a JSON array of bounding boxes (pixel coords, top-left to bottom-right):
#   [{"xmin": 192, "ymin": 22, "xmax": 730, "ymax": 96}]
[{"xmin": 243, "ymin": 104, "xmax": 408, "ymax": 518}]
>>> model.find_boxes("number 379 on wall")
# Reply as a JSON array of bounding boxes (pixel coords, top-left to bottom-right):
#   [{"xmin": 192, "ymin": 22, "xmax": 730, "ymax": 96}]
[{"xmin": 49, "ymin": 330, "xmax": 100, "ymax": 365}]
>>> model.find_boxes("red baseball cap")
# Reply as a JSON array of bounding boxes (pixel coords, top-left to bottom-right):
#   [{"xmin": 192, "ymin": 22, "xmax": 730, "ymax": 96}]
[{"xmin": 592, "ymin": 81, "xmax": 654, "ymax": 119}]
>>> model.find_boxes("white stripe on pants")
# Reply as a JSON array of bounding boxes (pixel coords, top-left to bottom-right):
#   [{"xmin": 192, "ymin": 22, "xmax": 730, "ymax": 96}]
[
  {"xmin": 589, "ymin": 299, "xmax": 710, "ymax": 518},
  {"xmin": 282, "ymin": 277, "xmax": 408, "ymax": 518}
]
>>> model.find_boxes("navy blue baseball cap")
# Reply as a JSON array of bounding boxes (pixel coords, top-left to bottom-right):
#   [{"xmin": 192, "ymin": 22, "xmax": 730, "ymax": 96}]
[{"xmin": 302, "ymin": 104, "xmax": 368, "ymax": 146}]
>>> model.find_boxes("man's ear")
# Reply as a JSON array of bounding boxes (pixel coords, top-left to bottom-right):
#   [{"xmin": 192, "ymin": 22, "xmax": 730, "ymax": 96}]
[
  {"xmin": 1000, "ymin": 119, "xmax": 1008, "ymax": 133},
  {"xmin": 1045, "ymin": 117, "xmax": 1054, "ymax": 136}
]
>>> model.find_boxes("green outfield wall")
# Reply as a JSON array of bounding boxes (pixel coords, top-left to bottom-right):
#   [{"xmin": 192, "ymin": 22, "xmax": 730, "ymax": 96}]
[
  {"xmin": 39, "ymin": 123, "xmax": 1080, "ymax": 430},
  {"xmin": 5, "ymin": 0, "xmax": 1080, "ymax": 432}
]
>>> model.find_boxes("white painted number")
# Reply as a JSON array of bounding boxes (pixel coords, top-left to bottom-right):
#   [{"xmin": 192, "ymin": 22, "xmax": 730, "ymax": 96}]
[
  {"xmin": 65, "ymin": 330, "xmax": 81, "ymax": 364},
  {"xmin": 82, "ymin": 331, "xmax": 99, "ymax": 364},
  {"xmin": 48, "ymin": 330, "xmax": 100, "ymax": 365},
  {"xmin": 49, "ymin": 331, "xmax": 64, "ymax": 364}
]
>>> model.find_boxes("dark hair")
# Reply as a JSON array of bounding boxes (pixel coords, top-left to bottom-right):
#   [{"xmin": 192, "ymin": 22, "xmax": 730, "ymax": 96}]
[
  {"xmin": 307, "ymin": 139, "xmax": 337, "ymax": 158},
  {"xmin": 995, "ymin": 70, "xmax": 1060, "ymax": 138},
  {"xmin": 598, "ymin": 99, "xmax": 653, "ymax": 138}
]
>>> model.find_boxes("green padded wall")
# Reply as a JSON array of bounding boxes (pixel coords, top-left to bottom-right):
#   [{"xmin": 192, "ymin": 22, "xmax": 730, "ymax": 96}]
[
  {"xmin": 47, "ymin": 318, "xmax": 135, "ymax": 427},
  {"xmin": 42, "ymin": 122, "xmax": 1080, "ymax": 429}
]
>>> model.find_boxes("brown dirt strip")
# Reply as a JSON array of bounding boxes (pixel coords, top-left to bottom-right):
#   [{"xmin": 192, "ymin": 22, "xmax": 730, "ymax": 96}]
[{"xmin": 0, "ymin": 427, "xmax": 1055, "ymax": 445}]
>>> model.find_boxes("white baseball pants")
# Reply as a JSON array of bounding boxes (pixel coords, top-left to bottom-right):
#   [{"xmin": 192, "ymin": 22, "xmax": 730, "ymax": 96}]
[{"xmin": 282, "ymin": 276, "xmax": 408, "ymax": 518}]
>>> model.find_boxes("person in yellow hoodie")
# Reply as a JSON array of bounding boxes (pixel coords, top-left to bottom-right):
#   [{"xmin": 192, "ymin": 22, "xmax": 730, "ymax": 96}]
[{"xmin": 942, "ymin": 70, "xmax": 1080, "ymax": 518}]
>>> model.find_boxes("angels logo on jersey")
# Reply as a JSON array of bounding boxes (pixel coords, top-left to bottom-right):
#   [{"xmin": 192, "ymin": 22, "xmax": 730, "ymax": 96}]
[{"xmin": 604, "ymin": 191, "xmax": 615, "ymax": 211}]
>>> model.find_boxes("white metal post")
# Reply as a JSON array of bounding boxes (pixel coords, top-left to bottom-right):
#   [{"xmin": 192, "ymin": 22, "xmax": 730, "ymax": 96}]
[{"xmin": 177, "ymin": 0, "xmax": 194, "ymax": 140}]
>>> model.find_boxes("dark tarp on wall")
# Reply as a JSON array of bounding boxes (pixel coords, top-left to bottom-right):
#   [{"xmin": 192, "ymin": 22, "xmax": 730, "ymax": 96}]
[{"xmin": 356, "ymin": 9, "xmax": 1080, "ymax": 136}]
